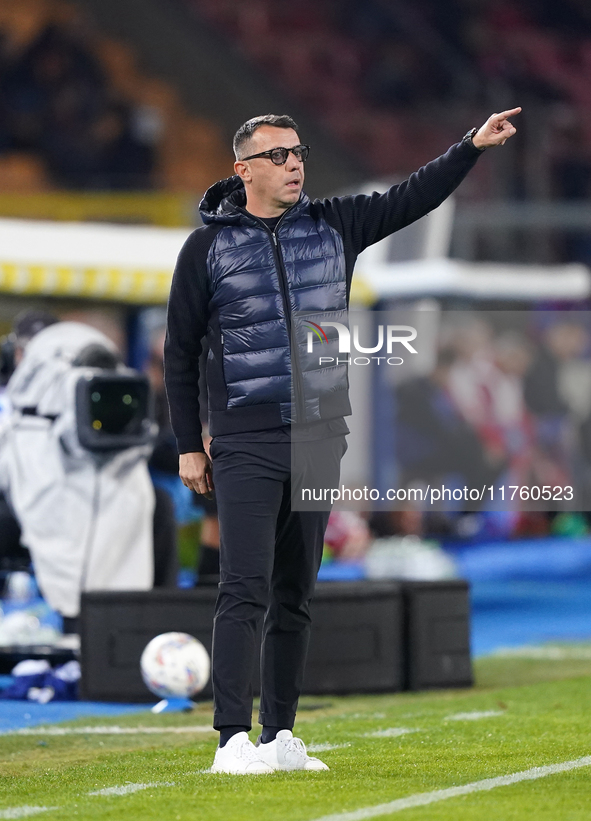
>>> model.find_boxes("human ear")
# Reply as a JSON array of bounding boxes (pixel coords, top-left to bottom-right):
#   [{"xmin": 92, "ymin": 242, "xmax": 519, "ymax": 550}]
[{"xmin": 234, "ymin": 160, "xmax": 251, "ymax": 183}]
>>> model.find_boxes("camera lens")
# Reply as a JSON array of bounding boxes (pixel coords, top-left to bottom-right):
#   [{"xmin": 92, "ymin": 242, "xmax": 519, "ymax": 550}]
[{"xmin": 90, "ymin": 378, "xmax": 148, "ymax": 435}]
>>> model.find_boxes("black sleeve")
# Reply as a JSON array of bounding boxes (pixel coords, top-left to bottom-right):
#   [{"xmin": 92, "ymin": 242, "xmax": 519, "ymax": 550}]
[
  {"xmin": 317, "ymin": 139, "xmax": 484, "ymax": 260},
  {"xmin": 164, "ymin": 227, "xmax": 216, "ymax": 454}
]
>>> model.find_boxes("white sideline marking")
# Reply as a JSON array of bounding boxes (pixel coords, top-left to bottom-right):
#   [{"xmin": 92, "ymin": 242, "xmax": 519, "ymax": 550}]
[
  {"xmin": 307, "ymin": 743, "xmax": 351, "ymax": 753},
  {"xmin": 88, "ymin": 781, "xmax": 174, "ymax": 796},
  {"xmin": 445, "ymin": 711, "xmax": 504, "ymax": 721},
  {"xmin": 365, "ymin": 728, "xmax": 418, "ymax": 738},
  {"xmin": 308, "ymin": 755, "xmax": 591, "ymax": 821},
  {"xmin": 493, "ymin": 645, "xmax": 591, "ymax": 660},
  {"xmin": 6, "ymin": 725, "xmax": 214, "ymax": 736},
  {"xmin": 0, "ymin": 809, "xmax": 57, "ymax": 819}
]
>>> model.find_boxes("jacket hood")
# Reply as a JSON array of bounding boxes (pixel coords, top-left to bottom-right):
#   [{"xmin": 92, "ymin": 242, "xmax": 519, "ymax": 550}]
[
  {"xmin": 199, "ymin": 175, "xmax": 309, "ymax": 226},
  {"xmin": 199, "ymin": 175, "xmax": 245, "ymax": 225}
]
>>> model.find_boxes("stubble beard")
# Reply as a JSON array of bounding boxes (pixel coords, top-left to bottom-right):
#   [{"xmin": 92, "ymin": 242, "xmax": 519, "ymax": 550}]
[{"xmin": 275, "ymin": 190, "xmax": 301, "ymax": 212}]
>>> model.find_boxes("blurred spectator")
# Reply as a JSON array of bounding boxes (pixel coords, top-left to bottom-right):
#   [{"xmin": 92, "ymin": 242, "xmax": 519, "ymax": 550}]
[
  {"xmin": 446, "ymin": 322, "xmax": 534, "ymax": 482},
  {"xmin": 13, "ymin": 309, "xmax": 59, "ymax": 363},
  {"xmin": 395, "ymin": 346, "xmax": 502, "ymax": 497},
  {"xmin": 144, "ymin": 327, "xmax": 179, "ymax": 587},
  {"xmin": 323, "ymin": 510, "xmax": 371, "ymax": 561},
  {"xmin": 531, "ymin": 321, "xmax": 590, "ymax": 421},
  {"xmin": 195, "ymin": 0, "xmax": 591, "ymax": 182},
  {"xmin": 146, "ymin": 326, "xmax": 178, "ymax": 476},
  {"xmin": 490, "ymin": 332, "xmax": 534, "ymax": 451},
  {"xmin": 527, "ymin": 320, "xmax": 591, "ymax": 506},
  {"xmin": 0, "ymin": 21, "xmax": 156, "ymax": 189},
  {"xmin": 145, "ymin": 327, "xmax": 217, "ymax": 585},
  {"xmin": 524, "ymin": 319, "xmax": 587, "ymax": 491},
  {"xmin": 388, "ymin": 312, "xmax": 591, "ymax": 531},
  {"xmin": 195, "ymin": 431, "xmax": 220, "ymax": 586},
  {"xmin": 524, "ymin": 323, "xmax": 574, "ymax": 417},
  {"xmin": 4, "ymin": 24, "xmax": 103, "ymax": 150}
]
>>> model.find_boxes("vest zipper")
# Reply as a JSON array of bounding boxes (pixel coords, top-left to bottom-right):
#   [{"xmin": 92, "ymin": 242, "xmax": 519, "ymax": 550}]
[
  {"xmin": 270, "ymin": 216, "xmax": 306, "ymax": 424},
  {"xmin": 241, "ymin": 205, "xmax": 306, "ymax": 423}
]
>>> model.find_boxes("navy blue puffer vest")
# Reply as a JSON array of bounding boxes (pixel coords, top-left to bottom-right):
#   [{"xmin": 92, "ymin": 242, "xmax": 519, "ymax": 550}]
[{"xmin": 200, "ymin": 176, "xmax": 351, "ymax": 435}]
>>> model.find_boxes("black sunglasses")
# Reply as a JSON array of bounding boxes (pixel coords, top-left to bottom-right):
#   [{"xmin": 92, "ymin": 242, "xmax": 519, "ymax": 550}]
[{"xmin": 241, "ymin": 144, "xmax": 310, "ymax": 165}]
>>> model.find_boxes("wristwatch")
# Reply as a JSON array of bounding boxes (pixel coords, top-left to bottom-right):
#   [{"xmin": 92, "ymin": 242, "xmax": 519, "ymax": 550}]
[{"xmin": 463, "ymin": 127, "xmax": 485, "ymax": 151}]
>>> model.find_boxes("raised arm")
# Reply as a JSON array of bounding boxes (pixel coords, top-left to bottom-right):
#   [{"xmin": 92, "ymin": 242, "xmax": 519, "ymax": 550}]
[{"xmin": 322, "ymin": 108, "xmax": 521, "ymax": 257}]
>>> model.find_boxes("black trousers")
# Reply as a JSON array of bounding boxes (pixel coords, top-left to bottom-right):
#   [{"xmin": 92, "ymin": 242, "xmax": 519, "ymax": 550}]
[{"xmin": 209, "ymin": 436, "xmax": 346, "ymax": 730}]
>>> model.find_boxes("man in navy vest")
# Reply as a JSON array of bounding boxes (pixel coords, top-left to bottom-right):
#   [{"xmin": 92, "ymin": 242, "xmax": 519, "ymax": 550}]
[{"xmin": 164, "ymin": 109, "xmax": 520, "ymax": 773}]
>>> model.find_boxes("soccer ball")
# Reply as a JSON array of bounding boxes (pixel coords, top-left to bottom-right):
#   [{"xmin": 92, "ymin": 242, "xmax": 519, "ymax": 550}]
[{"xmin": 140, "ymin": 632, "xmax": 210, "ymax": 698}]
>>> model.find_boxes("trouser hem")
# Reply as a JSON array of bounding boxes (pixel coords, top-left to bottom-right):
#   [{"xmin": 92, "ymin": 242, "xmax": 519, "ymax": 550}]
[
  {"xmin": 258, "ymin": 711, "xmax": 296, "ymax": 729},
  {"xmin": 213, "ymin": 714, "xmax": 253, "ymax": 732}
]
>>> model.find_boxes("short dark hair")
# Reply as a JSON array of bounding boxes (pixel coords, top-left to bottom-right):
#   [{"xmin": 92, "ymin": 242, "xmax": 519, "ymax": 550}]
[{"xmin": 233, "ymin": 114, "xmax": 299, "ymax": 159}]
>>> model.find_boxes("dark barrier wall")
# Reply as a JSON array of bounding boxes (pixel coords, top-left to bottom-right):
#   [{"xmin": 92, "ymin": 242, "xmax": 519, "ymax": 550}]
[{"xmin": 80, "ymin": 580, "xmax": 471, "ymax": 702}]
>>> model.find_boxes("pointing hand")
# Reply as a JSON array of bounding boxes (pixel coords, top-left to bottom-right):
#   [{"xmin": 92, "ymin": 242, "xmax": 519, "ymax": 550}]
[{"xmin": 472, "ymin": 107, "xmax": 522, "ymax": 149}]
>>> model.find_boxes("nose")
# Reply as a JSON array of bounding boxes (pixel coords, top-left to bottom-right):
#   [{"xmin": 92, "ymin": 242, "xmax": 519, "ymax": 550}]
[{"xmin": 286, "ymin": 150, "xmax": 302, "ymax": 172}]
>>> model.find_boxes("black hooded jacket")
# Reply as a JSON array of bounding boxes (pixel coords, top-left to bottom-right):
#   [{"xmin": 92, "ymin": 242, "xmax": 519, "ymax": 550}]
[{"xmin": 164, "ymin": 138, "xmax": 483, "ymax": 453}]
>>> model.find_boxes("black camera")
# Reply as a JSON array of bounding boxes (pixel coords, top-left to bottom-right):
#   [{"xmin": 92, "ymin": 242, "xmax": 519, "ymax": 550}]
[{"xmin": 75, "ymin": 372, "xmax": 154, "ymax": 451}]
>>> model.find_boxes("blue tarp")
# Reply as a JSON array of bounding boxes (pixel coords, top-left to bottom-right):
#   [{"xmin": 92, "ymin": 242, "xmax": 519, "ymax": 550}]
[
  {"xmin": 449, "ymin": 537, "xmax": 591, "ymax": 655},
  {"xmin": 319, "ymin": 537, "xmax": 591, "ymax": 656},
  {"xmin": 470, "ymin": 579, "xmax": 591, "ymax": 655},
  {"xmin": 451, "ymin": 536, "xmax": 591, "ymax": 582},
  {"xmin": 0, "ymin": 700, "xmax": 149, "ymax": 733}
]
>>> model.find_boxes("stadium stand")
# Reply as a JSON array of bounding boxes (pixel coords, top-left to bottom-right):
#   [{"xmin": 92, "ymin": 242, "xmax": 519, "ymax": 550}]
[
  {"xmin": 189, "ymin": 0, "xmax": 591, "ymax": 182},
  {"xmin": 0, "ymin": 0, "xmax": 231, "ymax": 192}
]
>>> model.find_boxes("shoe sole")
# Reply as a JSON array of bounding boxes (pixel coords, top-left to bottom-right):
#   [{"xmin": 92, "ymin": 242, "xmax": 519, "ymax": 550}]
[
  {"xmin": 265, "ymin": 764, "xmax": 330, "ymax": 772},
  {"xmin": 210, "ymin": 766, "xmax": 274, "ymax": 775}
]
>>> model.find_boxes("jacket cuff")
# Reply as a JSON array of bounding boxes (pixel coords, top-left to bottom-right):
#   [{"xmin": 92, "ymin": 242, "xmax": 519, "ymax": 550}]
[
  {"xmin": 460, "ymin": 136, "xmax": 486, "ymax": 155},
  {"xmin": 176, "ymin": 435, "xmax": 205, "ymax": 454}
]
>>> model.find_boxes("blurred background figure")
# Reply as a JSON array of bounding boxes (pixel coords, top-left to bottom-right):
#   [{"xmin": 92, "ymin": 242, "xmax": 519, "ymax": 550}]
[
  {"xmin": 524, "ymin": 319, "xmax": 588, "ymax": 492},
  {"xmin": 323, "ymin": 510, "xmax": 371, "ymax": 563},
  {"xmin": 445, "ymin": 321, "xmax": 534, "ymax": 486},
  {"xmin": 2, "ymin": 19, "xmax": 156, "ymax": 189},
  {"xmin": 144, "ymin": 325, "xmax": 219, "ymax": 586},
  {"xmin": 144, "ymin": 324, "xmax": 180, "ymax": 587},
  {"xmin": 395, "ymin": 345, "xmax": 502, "ymax": 499},
  {"xmin": 194, "ymin": 430, "xmax": 220, "ymax": 587}
]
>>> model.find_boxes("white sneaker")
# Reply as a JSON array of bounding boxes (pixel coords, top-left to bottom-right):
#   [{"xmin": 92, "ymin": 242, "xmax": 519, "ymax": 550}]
[
  {"xmin": 210, "ymin": 731, "xmax": 274, "ymax": 774},
  {"xmin": 256, "ymin": 730, "xmax": 329, "ymax": 771}
]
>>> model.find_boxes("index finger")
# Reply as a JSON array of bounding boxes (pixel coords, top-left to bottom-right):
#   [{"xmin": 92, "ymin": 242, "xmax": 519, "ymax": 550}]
[{"xmin": 493, "ymin": 107, "xmax": 522, "ymax": 120}]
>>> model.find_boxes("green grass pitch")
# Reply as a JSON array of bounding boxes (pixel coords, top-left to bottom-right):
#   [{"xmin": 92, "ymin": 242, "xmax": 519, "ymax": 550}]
[{"xmin": 2, "ymin": 647, "xmax": 591, "ymax": 820}]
